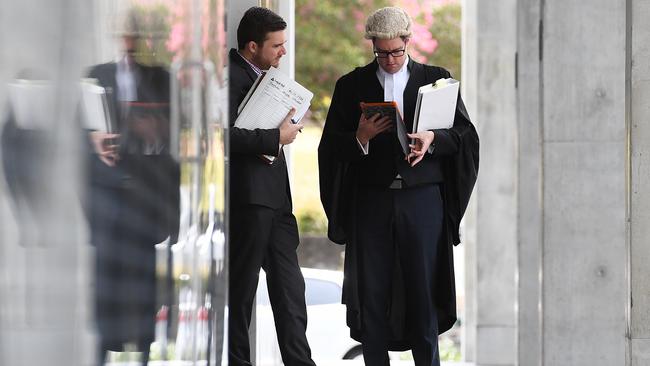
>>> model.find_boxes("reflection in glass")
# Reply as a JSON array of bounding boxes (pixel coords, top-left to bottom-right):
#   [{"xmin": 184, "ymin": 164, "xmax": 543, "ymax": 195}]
[
  {"xmin": 168, "ymin": 0, "xmax": 228, "ymax": 364},
  {"xmin": 84, "ymin": 7, "xmax": 179, "ymax": 364},
  {"xmin": 88, "ymin": 1, "xmax": 228, "ymax": 364},
  {"xmin": 0, "ymin": 2, "xmax": 98, "ymax": 365},
  {"xmin": 2, "ymin": 74, "xmax": 56, "ymax": 248},
  {"xmin": 0, "ymin": 1, "xmax": 227, "ymax": 365}
]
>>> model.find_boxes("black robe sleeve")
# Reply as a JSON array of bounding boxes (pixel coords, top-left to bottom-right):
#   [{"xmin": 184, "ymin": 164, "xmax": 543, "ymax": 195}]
[
  {"xmin": 440, "ymin": 92, "xmax": 479, "ymax": 245},
  {"xmin": 318, "ymin": 75, "xmax": 366, "ymax": 244}
]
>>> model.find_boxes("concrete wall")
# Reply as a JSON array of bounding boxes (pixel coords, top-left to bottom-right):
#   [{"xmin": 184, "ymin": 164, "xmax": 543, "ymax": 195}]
[
  {"xmin": 541, "ymin": 1, "xmax": 628, "ymax": 365},
  {"xmin": 629, "ymin": 0, "xmax": 650, "ymax": 364},
  {"xmin": 460, "ymin": 0, "xmax": 478, "ymax": 360},
  {"xmin": 516, "ymin": 0, "xmax": 543, "ymax": 365},
  {"xmin": 467, "ymin": 0, "xmax": 634, "ymax": 365},
  {"xmin": 462, "ymin": 0, "xmax": 519, "ymax": 365},
  {"xmin": 515, "ymin": 0, "xmax": 628, "ymax": 365}
]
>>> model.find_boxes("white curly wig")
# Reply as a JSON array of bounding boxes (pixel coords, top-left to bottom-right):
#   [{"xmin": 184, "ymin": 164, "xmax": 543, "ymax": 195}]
[{"xmin": 364, "ymin": 7, "xmax": 413, "ymax": 40}]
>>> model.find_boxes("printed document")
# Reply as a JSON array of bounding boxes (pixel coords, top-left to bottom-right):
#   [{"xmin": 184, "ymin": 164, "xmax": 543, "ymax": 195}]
[{"xmin": 235, "ymin": 67, "xmax": 313, "ymax": 130}]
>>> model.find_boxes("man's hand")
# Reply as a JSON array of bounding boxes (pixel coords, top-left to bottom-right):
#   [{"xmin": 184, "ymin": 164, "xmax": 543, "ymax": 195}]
[
  {"xmin": 356, "ymin": 113, "xmax": 392, "ymax": 145},
  {"xmin": 90, "ymin": 131, "xmax": 120, "ymax": 167},
  {"xmin": 279, "ymin": 108, "xmax": 303, "ymax": 145},
  {"xmin": 406, "ymin": 130, "xmax": 435, "ymax": 167}
]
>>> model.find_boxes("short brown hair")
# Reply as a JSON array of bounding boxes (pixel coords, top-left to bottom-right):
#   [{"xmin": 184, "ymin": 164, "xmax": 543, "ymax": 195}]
[{"xmin": 237, "ymin": 7, "xmax": 287, "ymax": 50}]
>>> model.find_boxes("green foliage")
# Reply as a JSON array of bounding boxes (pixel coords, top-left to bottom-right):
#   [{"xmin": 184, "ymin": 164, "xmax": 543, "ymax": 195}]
[
  {"xmin": 295, "ymin": 0, "xmax": 390, "ymax": 122},
  {"xmin": 296, "ymin": 209, "xmax": 328, "ymax": 235},
  {"xmin": 130, "ymin": 4, "xmax": 174, "ymax": 66},
  {"xmin": 439, "ymin": 337, "xmax": 462, "ymax": 361},
  {"xmin": 295, "ymin": 0, "xmax": 461, "ymax": 121},
  {"xmin": 428, "ymin": 3, "xmax": 462, "ymax": 80}
]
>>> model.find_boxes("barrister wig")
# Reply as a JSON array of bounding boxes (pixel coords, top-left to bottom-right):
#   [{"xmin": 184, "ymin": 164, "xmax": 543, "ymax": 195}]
[{"xmin": 364, "ymin": 7, "xmax": 413, "ymax": 40}]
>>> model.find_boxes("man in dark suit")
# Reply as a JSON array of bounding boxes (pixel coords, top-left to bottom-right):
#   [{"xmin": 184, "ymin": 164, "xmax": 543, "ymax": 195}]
[
  {"xmin": 319, "ymin": 7, "xmax": 479, "ymax": 366},
  {"xmin": 86, "ymin": 11, "xmax": 179, "ymax": 366},
  {"xmin": 228, "ymin": 7, "xmax": 314, "ymax": 366}
]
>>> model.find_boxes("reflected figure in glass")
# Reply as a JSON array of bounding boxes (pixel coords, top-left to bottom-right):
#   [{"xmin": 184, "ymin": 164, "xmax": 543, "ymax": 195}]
[
  {"xmin": 84, "ymin": 9, "xmax": 180, "ymax": 366},
  {"xmin": 1, "ymin": 70, "xmax": 57, "ymax": 249}
]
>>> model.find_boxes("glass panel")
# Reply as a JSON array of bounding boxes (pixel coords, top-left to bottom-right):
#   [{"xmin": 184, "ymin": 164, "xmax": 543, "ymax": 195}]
[
  {"xmin": 0, "ymin": 2, "xmax": 98, "ymax": 365},
  {"xmin": 168, "ymin": 0, "xmax": 228, "ymax": 363},
  {"xmin": 0, "ymin": 1, "xmax": 228, "ymax": 365}
]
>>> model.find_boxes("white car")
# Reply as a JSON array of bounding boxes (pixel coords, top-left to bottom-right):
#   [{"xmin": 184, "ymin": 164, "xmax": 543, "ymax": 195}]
[{"xmin": 255, "ymin": 268, "xmax": 363, "ymax": 365}]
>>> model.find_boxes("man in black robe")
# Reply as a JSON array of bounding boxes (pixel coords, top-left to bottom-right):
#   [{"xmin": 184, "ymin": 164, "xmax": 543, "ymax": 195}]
[{"xmin": 318, "ymin": 7, "xmax": 479, "ymax": 366}]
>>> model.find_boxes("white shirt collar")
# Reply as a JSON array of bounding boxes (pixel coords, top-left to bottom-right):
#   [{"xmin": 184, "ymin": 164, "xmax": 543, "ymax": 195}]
[
  {"xmin": 237, "ymin": 51, "xmax": 263, "ymax": 77},
  {"xmin": 116, "ymin": 56, "xmax": 137, "ymax": 102},
  {"xmin": 376, "ymin": 56, "xmax": 410, "ymax": 115},
  {"xmin": 376, "ymin": 56, "xmax": 410, "ymax": 79}
]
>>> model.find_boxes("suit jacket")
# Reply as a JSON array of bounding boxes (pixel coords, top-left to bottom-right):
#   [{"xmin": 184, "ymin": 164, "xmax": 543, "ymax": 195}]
[
  {"xmin": 88, "ymin": 61, "xmax": 170, "ymax": 129},
  {"xmin": 86, "ymin": 61, "xmax": 179, "ymax": 246},
  {"xmin": 318, "ymin": 58, "xmax": 479, "ymax": 348},
  {"xmin": 228, "ymin": 48, "xmax": 290, "ymax": 209}
]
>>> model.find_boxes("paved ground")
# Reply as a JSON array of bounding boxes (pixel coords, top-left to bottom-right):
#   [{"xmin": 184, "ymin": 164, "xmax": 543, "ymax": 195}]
[{"xmin": 106, "ymin": 362, "xmax": 474, "ymax": 366}]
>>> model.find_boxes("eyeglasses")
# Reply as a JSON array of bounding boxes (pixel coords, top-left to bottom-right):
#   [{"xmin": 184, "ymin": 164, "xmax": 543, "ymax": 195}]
[{"xmin": 373, "ymin": 48, "xmax": 406, "ymax": 58}]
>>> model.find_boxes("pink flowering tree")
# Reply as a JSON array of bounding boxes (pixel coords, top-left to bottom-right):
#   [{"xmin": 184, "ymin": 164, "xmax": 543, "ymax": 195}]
[
  {"xmin": 167, "ymin": 0, "xmax": 227, "ymax": 70},
  {"xmin": 123, "ymin": 0, "xmax": 226, "ymax": 74},
  {"xmin": 296, "ymin": 0, "xmax": 461, "ymax": 120}
]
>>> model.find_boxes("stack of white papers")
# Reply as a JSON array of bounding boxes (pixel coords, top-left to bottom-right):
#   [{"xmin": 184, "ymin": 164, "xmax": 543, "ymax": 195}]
[
  {"xmin": 413, "ymin": 78, "xmax": 459, "ymax": 133},
  {"xmin": 235, "ymin": 67, "xmax": 313, "ymax": 130},
  {"xmin": 234, "ymin": 67, "xmax": 313, "ymax": 163},
  {"xmin": 80, "ymin": 78, "xmax": 114, "ymax": 133},
  {"xmin": 7, "ymin": 80, "xmax": 55, "ymax": 130}
]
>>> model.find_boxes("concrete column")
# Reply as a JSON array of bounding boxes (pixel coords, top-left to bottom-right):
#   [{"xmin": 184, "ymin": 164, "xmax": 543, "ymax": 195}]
[
  {"xmin": 540, "ymin": 1, "xmax": 628, "ymax": 365},
  {"xmin": 460, "ymin": 0, "xmax": 478, "ymax": 361},
  {"xmin": 469, "ymin": 1, "xmax": 631, "ymax": 365},
  {"xmin": 628, "ymin": 0, "xmax": 650, "ymax": 364},
  {"xmin": 276, "ymin": 0, "xmax": 295, "ymax": 78},
  {"xmin": 462, "ymin": 1, "xmax": 518, "ymax": 365},
  {"xmin": 516, "ymin": 0, "xmax": 543, "ymax": 365},
  {"xmin": 515, "ymin": 0, "xmax": 629, "ymax": 365}
]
